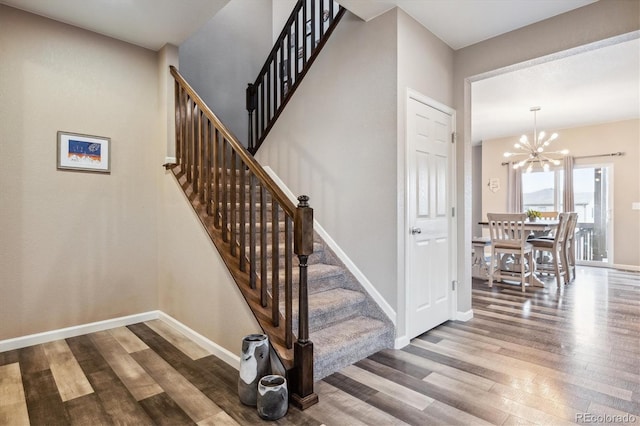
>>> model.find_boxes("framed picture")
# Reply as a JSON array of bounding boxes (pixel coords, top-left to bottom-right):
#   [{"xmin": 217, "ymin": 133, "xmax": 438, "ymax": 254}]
[{"xmin": 57, "ymin": 131, "xmax": 111, "ymax": 173}]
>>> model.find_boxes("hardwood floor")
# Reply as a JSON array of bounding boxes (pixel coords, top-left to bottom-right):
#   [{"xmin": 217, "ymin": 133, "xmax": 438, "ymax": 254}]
[{"xmin": 1, "ymin": 266, "xmax": 638, "ymax": 425}]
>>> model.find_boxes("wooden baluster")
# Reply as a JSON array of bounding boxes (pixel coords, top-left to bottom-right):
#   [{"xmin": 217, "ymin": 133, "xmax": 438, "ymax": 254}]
[
  {"xmin": 287, "ymin": 28, "xmax": 292, "ymax": 92},
  {"xmin": 185, "ymin": 97, "xmax": 192, "ymax": 183},
  {"xmin": 294, "ymin": 10, "xmax": 300, "ymax": 80},
  {"xmin": 285, "ymin": 215, "xmax": 293, "ymax": 349},
  {"xmin": 319, "ymin": 0, "xmax": 323, "ymax": 37},
  {"xmin": 205, "ymin": 120, "xmax": 213, "ymax": 216},
  {"xmin": 279, "ymin": 44, "xmax": 284, "ymax": 107},
  {"xmin": 260, "ymin": 186, "xmax": 268, "ymax": 307},
  {"xmin": 194, "ymin": 108, "xmax": 201, "ymax": 197},
  {"xmin": 174, "ymin": 82, "xmax": 181, "ymax": 166},
  {"xmin": 221, "ymin": 139, "xmax": 228, "ymax": 242},
  {"xmin": 246, "ymin": 83, "xmax": 255, "ymax": 152},
  {"xmin": 329, "ymin": 0, "xmax": 334, "ymax": 24},
  {"xmin": 193, "ymin": 105, "xmax": 200, "ymax": 192},
  {"xmin": 310, "ymin": 0, "xmax": 315, "ymax": 55},
  {"xmin": 212, "ymin": 128, "xmax": 220, "ymax": 227},
  {"xmin": 291, "ymin": 195, "xmax": 317, "ymax": 409},
  {"xmin": 302, "ymin": 0, "xmax": 307, "ymax": 67},
  {"xmin": 249, "ymin": 174, "xmax": 257, "ymax": 289},
  {"xmin": 239, "ymin": 161, "xmax": 247, "ymax": 272},
  {"xmin": 230, "ymin": 150, "xmax": 237, "ymax": 256},
  {"xmin": 272, "ymin": 201, "xmax": 280, "ymax": 327},
  {"xmin": 260, "ymin": 77, "xmax": 265, "ymax": 141},
  {"xmin": 266, "ymin": 68, "xmax": 271, "ymax": 124}
]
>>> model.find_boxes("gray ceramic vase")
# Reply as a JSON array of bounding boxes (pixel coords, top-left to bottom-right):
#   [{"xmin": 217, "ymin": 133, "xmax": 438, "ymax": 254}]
[
  {"xmin": 238, "ymin": 334, "xmax": 270, "ymax": 406},
  {"xmin": 257, "ymin": 375, "xmax": 288, "ymax": 420}
]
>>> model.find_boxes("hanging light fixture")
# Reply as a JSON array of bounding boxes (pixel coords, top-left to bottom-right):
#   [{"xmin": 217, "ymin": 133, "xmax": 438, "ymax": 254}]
[{"xmin": 503, "ymin": 106, "xmax": 568, "ymax": 172}]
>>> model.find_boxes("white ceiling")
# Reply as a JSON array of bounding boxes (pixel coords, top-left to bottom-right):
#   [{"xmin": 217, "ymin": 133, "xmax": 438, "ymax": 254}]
[
  {"xmin": 339, "ymin": 0, "xmax": 597, "ymax": 50},
  {"xmin": 0, "ymin": 0, "xmax": 230, "ymax": 51},
  {"xmin": 3, "ymin": 0, "xmax": 636, "ymax": 142},
  {"xmin": 472, "ymin": 36, "xmax": 640, "ymax": 143}
]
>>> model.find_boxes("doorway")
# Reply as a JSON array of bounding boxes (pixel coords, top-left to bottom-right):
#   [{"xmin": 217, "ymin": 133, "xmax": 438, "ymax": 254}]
[{"xmin": 405, "ymin": 91, "xmax": 456, "ymax": 340}]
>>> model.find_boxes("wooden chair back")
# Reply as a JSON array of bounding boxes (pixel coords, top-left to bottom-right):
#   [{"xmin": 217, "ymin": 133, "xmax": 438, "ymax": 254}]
[
  {"xmin": 540, "ymin": 211, "xmax": 559, "ymax": 220},
  {"xmin": 487, "ymin": 213, "xmax": 528, "ymax": 249}
]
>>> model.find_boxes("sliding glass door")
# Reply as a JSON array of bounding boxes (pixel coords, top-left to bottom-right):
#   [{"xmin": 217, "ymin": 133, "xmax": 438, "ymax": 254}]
[
  {"xmin": 573, "ymin": 165, "xmax": 612, "ymax": 266},
  {"xmin": 521, "ymin": 164, "xmax": 613, "ymax": 266}
]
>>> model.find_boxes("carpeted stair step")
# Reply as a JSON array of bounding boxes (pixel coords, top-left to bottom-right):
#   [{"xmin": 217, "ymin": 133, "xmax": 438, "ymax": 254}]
[
  {"xmin": 311, "ymin": 315, "xmax": 395, "ymax": 381},
  {"xmin": 255, "ymin": 241, "xmax": 325, "ymax": 269},
  {"xmin": 269, "ymin": 263, "xmax": 347, "ymax": 299},
  {"xmin": 305, "ymin": 288, "xmax": 365, "ymax": 333}
]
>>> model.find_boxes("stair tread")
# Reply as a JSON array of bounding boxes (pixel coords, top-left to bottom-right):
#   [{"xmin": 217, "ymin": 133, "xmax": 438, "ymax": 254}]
[
  {"xmin": 311, "ymin": 316, "xmax": 391, "ymax": 358},
  {"xmin": 307, "ymin": 288, "xmax": 364, "ymax": 316}
]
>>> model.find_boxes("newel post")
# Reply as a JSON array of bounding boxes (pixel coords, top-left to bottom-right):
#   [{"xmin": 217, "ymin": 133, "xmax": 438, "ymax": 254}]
[
  {"xmin": 246, "ymin": 83, "xmax": 256, "ymax": 152},
  {"xmin": 291, "ymin": 195, "xmax": 318, "ymax": 409}
]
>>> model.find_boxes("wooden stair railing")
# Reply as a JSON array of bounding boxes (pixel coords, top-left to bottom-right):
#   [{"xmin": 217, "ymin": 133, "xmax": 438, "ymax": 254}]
[
  {"xmin": 168, "ymin": 65, "xmax": 318, "ymax": 409},
  {"xmin": 246, "ymin": 0, "xmax": 346, "ymax": 154}
]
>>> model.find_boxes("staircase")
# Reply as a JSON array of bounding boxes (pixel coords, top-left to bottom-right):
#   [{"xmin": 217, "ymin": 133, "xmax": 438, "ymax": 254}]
[{"xmin": 165, "ymin": 0, "xmax": 394, "ymax": 410}]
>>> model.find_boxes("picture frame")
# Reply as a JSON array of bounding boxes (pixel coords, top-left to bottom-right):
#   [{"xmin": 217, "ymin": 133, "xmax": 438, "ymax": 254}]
[{"xmin": 57, "ymin": 131, "xmax": 111, "ymax": 173}]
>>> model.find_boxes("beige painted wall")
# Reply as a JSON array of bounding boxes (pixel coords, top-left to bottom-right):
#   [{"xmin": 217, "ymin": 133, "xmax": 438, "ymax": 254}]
[
  {"xmin": 454, "ymin": 0, "xmax": 640, "ymax": 311},
  {"xmin": 257, "ymin": 10, "xmax": 399, "ymax": 306},
  {"xmin": 0, "ymin": 6, "xmax": 160, "ymax": 339},
  {"xmin": 0, "ymin": 6, "xmax": 258, "ymax": 355},
  {"xmin": 396, "ymin": 9, "xmax": 454, "ymax": 333},
  {"xmin": 482, "ymin": 119, "xmax": 640, "ymax": 268},
  {"xmin": 158, "ymin": 176, "xmax": 259, "ymax": 354}
]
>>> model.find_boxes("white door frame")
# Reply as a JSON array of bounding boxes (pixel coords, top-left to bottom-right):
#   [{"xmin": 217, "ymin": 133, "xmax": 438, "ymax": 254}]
[{"xmin": 397, "ymin": 88, "xmax": 457, "ymax": 348}]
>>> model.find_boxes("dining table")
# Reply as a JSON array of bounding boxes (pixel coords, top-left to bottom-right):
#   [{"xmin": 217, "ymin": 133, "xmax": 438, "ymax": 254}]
[{"xmin": 474, "ymin": 220, "xmax": 559, "ymax": 287}]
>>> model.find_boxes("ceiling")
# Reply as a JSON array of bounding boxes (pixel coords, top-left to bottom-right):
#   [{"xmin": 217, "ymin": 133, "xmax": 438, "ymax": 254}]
[
  {"xmin": 472, "ymin": 36, "xmax": 640, "ymax": 143},
  {"xmin": 0, "ymin": 0, "xmax": 230, "ymax": 51},
  {"xmin": 3, "ymin": 0, "xmax": 636, "ymax": 141},
  {"xmin": 339, "ymin": 0, "xmax": 597, "ymax": 50}
]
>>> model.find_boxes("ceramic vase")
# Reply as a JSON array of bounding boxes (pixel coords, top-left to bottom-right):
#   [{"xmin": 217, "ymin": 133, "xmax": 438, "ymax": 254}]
[
  {"xmin": 257, "ymin": 375, "xmax": 288, "ymax": 420},
  {"xmin": 238, "ymin": 334, "xmax": 270, "ymax": 406}
]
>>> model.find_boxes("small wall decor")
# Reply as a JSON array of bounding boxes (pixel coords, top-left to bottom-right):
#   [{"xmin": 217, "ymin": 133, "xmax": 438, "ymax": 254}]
[
  {"xmin": 57, "ymin": 131, "xmax": 110, "ymax": 173},
  {"xmin": 488, "ymin": 178, "xmax": 500, "ymax": 193}
]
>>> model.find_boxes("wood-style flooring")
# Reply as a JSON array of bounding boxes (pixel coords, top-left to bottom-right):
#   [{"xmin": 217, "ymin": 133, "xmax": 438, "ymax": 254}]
[{"xmin": 1, "ymin": 266, "xmax": 638, "ymax": 425}]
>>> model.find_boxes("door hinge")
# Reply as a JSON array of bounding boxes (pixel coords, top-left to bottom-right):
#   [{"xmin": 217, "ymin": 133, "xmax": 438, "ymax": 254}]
[
  {"xmin": 451, "ymin": 132, "xmax": 456, "ymax": 144},
  {"xmin": 452, "ymin": 207, "xmax": 455, "ymax": 217},
  {"xmin": 452, "ymin": 280, "xmax": 457, "ymax": 291}
]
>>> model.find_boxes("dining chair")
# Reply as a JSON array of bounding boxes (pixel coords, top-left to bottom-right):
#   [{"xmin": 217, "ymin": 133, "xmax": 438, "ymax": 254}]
[
  {"xmin": 563, "ymin": 212, "xmax": 579, "ymax": 283},
  {"xmin": 540, "ymin": 211, "xmax": 559, "ymax": 220},
  {"xmin": 528, "ymin": 212, "xmax": 570, "ymax": 288},
  {"xmin": 487, "ymin": 213, "xmax": 534, "ymax": 292}
]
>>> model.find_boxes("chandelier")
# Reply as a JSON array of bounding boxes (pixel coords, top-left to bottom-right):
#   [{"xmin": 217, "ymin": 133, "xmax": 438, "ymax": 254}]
[{"xmin": 503, "ymin": 106, "xmax": 568, "ymax": 172}]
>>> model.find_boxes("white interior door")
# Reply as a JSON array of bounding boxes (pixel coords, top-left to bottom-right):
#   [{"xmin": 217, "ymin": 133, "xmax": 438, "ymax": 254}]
[{"xmin": 406, "ymin": 94, "xmax": 454, "ymax": 339}]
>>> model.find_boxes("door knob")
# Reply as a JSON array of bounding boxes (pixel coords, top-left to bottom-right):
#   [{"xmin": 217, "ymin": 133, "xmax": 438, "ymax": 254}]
[{"xmin": 410, "ymin": 227, "xmax": 422, "ymax": 235}]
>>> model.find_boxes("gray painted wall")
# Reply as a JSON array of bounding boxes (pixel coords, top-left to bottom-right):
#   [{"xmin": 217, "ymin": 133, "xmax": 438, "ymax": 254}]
[
  {"xmin": 256, "ymin": 10, "xmax": 399, "ymax": 306},
  {"xmin": 179, "ymin": 0, "xmax": 273, "ymax": 145}
]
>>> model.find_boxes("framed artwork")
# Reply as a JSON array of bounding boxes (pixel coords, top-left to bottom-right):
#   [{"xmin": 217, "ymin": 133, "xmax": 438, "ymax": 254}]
[{"xmin": 57, "ymin": 131, "xmax": 111, "ymax": 173}]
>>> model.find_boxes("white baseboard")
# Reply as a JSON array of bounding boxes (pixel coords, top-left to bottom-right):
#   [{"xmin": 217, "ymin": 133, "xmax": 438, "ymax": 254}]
[
  {"xmin": 0, "ymin": 311, "xmax": 161, "ymax": 353},
  {"xmin": 456, "ymin": 309, "xmax": 474, "ymax": 322},
  {"xmin": 165, "ymin": 156, "xmax": 177, "ymax": 165},
  {"xmin": 612, "ymin": 264, "xmax": 640, "ymax": 272},
  {"xmin": 157, "ymin": 312, "xmax": 240, "ymax": 370},
  {"xmin": 262, "ymin": 166, "xmax": 397, "ymax": 324},
  {"xmin": 0, "ymin": 311, "xmax": 240, "ymax": 371},
  {"xmin": 394, "ymin": 335, "xmax": 410, "ymax": 349}
]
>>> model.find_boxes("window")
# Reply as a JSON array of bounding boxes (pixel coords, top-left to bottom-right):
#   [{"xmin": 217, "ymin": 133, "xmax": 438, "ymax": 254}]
[{"xmin": 522, "ymin": 169, "xmax": 563, "ymax": 212}]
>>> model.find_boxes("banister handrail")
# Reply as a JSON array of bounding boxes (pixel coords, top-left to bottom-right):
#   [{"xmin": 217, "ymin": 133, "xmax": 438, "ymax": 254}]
[
  {"xmin": 170, "ymin": 65, "xmax": 296, "ymax": 218},
  {"xmin": 170, "ymin": 65, "xmax": 318, "ymax": 408},
  {"xmin": 247, "ymin": 0, "xmax": 345, "ymax": 153}
]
